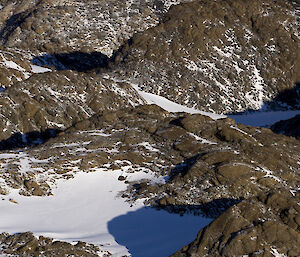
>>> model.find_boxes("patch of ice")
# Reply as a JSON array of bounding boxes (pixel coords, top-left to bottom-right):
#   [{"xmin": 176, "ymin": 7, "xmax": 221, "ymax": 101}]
[
  {"xmin": 135, "ymin": 142, "xmax": 160, "ymax": 152},
  {"xmin": 270, "ymin": 247, "xmax": 286, "ymax": 257},
  {"xmin": 0, "ymin": 59, "xmax": 25, "ymax": 72},
  {"xmin": 79, "ymin": 130, "xmax": 112, "ymax": 137},
  {"xmin": 245, "ymin": 65, "xmax": 266, "ymax": 110}
]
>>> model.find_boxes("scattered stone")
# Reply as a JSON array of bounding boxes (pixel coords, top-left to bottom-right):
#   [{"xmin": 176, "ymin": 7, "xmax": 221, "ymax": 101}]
[{"xmin": 118, "ymin": 175, "xmax": 126, "ymax": 181}]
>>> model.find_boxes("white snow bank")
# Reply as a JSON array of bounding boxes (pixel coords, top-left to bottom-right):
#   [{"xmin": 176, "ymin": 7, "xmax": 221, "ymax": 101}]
[
  {"xmin": 0, "ymin": 169, "xmax": 211, "ymax": 257},
  {"xmin": 138, "ymin": 90, "xmax": 226, "ymax": 120},
  {"xmin": 134, "ymin": 85, "xmax": 300, "ymax": 127},
  {"xmin": 229, "ymin": 110, "xmax": 300, "ymax": 127}
]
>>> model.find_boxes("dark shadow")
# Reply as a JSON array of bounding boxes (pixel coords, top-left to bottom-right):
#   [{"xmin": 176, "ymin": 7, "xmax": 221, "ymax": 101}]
[
  {"xmin": 155, "ymin": 198, "xmax": 242, "ymax": 218},
  {"xmin": 270, "ymin": 114, "xmax": 300, "ymax": 138},
  {"xmin": 0, "ymin": 12, "xmax": 32, "ymax": 43},
  {"xmin": 31, "ymin": 52, "xmax": 110, "ymax": 72},
  {"xmin": 273, "ymin": 83, "xmax": 300, "ymax": 108},
  {"xmin": 167, "ymin": 153, "xmax": 201, "ymax": 180},
  {"xmin": 0, "ymin": 129, "xmax": 60, "ymax": 151},
  {"xmin": 228, "ymin": 83, "xmax": 300, "ymax": 131},
  {"xmin": 107, "ymin": 205, "xmax": 212, "ymax": 257}
]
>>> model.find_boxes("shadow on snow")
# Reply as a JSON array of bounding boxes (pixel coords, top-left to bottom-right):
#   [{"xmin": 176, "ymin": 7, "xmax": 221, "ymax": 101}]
[
  {"xmin": 31, "ymin": 51, "xmax": 109, "ymax": 72},
  {"xmin": 107, "ymin": 206, "xmax": 212, "ymax": 257},
  {"xmin": 228, "ymin": 83, "xmax": 300, "ymax": 132},
  {"xmin": 0, "ymin": 129, "xmax": 60, "ymax": 151}
]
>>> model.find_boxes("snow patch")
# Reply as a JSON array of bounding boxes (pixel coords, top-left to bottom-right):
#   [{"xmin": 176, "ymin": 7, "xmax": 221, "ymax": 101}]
[
  {"xmin": 0, "ymin": 169, "xmax": 211, "ymax": 257},
  {"xmin": 30, "ymin": 64, "xmax": 52, "ymax": 73},
  {"xmin": 136, "ymin": 88, "xmax": 226, "ymax": 120}
]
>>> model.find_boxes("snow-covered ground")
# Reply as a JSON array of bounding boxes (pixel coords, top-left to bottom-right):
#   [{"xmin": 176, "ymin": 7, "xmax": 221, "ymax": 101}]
[{"xmin": 0, "ymin": 169, "xmax": 211, "ymax": 257}]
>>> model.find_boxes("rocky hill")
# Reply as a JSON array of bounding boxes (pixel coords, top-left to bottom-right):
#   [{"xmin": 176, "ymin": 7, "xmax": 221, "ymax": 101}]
[
  {"xmin": 0, "ymin": 0, "xmax": 299, "ymax": 256},
  {"xmin": 0, "ymin": 70, "xmax": 145, "ymax": 143},
  {"xmin": 172, "ymin": 190, "xmax": 300, "ymax": 257},
  {"xmin": 111, "ymin": 0, "xmax": 300, "ymax": 113},
  {"xmin": 0, "ymin": 0, "xmax": 193, "ymax": 56}
]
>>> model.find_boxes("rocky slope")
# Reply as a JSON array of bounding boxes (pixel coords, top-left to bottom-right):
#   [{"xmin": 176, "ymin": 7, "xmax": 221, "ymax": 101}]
[
  {"xmin": 0, "ymin": 0, "xmax": 193, "ymax": 90},
  {"xmin": 0, "ymin": 0, "xmax": 299, "ymax": 140},
  {"xmin": 172, "ymin": 190, "xmax": 300, "ymax": 257},
  {"xmin": 0, "ymin": 0, "xmax": 299, "ymax": 256},
  {"xmin": 0, "ymin": 71, "xmax": 145, "ymax": 143},
  {"xmin": 111, "ymin": 0, "xmax": 300, "ymax": 113},
  {"xmin": 0, "ymin": 0, "xmax": 193, "ymax": 57}
]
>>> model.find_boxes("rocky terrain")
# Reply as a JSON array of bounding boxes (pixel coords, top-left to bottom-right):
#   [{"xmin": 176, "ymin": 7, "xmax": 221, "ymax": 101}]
[
  {"xmin": 112, "ymin": 0, "xmax": 300, "ymax": 113},
  {"xmin": 0, "ymin": 70, "xmax": 145, "ymax": 143},
  {"xmin": 172, "ymin": 190, "xmax": 300, "ymax": 257},
  {"xmin": 0, "ymin": 105, "xmax": 299, "ymax": 256},
  {"xmin": 0, "ymin": 0, "xmax": 299, "ymax": 256},
  {"xmin": 0, "ymin": 232, "xmax": 110, "ymax": 257}
]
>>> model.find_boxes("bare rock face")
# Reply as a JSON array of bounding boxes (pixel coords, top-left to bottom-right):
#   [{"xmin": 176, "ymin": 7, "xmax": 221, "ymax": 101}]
[
  {"xmin": 0, "ymin": 0, "xmax": 193, "ymax": 57},
  {"xmin": 0, "ymin": 71, "xmax": 145, "ymax": 142},
  {"xmin": 0, "ymin": 48, "xmax": 42, "ymax": 89},
  {"xmin": 0, "ymin": 105, "xmax": 299, "ymax": 257},
  {"xmin": 112, "ymin": 0, "xmax": 300, "ymax": 113},
  {"xmin": 0, "ymin": 232, "xmax": 110, "ymax": 256},
  {"xmin": 172, "ymin": 191, "xmax": 300, "ymax": 257},
  {"xmin": 119, "ymin": 108, "xmax": 300, "ymax": 217}
]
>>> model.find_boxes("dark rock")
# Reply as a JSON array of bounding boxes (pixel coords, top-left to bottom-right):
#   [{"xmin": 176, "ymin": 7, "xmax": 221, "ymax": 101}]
[
  {"xmin": 118, "ymin": 176, "xmax": 126, "ymax": 181},
  {"xmin": 271, "ymin": 114, "xmax": 300, "ymax": 139},
  {"xmin": 172, "ymin": 191, "xmax": 300, "ymax": 257}
]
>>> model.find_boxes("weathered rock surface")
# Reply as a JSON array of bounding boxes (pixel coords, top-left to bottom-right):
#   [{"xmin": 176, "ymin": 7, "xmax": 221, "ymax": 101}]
[
  {"xmin": 112, "ymin": 0, "xmax": 300, "ymax": 113},
  {"xmin": 0, "ymin": 105, "xmax": 299, "ymax": 255},
  {"xmin": 0, "ymin": 0, "xmax": 192, "ymax": 57},
  {"xmin": 0, "ymin": 71, "xmax": 144, "ymax": 143},
  {"xmin": 0, "ymin": 232, "xmax": 110, "ymax": 256},
  {"xmin": 0, "ymin": 48, "xmax": 46, "ymax": 89},
  {"xmin": 172, "ymin": 190, "xmax": 300, "ymax": 257},
  {"xmin": 1, "ymin": 105, "xmax": 299, "ymax": 204},
  {"xmin": 0, "ymin": 0, "xmax": 194, "ymax": 90}
]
